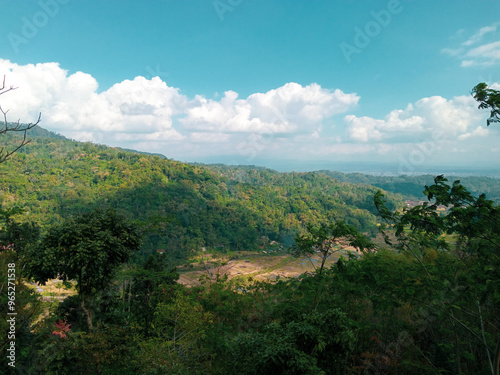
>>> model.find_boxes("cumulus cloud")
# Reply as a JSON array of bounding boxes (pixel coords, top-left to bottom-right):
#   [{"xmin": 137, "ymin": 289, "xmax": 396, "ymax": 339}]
[
  {"xmin": 0, "ymin": 59, "xmax": 364, "ymax": 161},
  {"xmin": 181, "ymin": 83, "xmax": 359, "ymax": 134},
  {"xmin": 458, "ymin": 126, "xmax": 489, "ymax": 140},
  {"xmin": 345, "ymin": 104, "xmax": 425, "ymax": 142},
  {"xmin": 0, "ymin": 59, "xmax": 186, "ymax": 146},
  {"xmin": 0, "ymin": 58, "xmax": 497, "ymax": 169},
  {"xmin": 345, "ymin": 95, "xmax": 483, "ymax": 143}
]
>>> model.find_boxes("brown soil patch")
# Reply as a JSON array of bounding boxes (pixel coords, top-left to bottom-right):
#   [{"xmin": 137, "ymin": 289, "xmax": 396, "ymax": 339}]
[{"xmin": 177, "ymin": 249, "xmax": 360, "ymax": 287}]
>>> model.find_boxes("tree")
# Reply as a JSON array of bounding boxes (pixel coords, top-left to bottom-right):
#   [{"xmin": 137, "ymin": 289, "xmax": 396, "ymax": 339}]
[
  {"xmin": 293, "ymin": 220, "xmax": 375, "ymax": 276},
  {"xmin": 0, "ymin": 207, "xmax": 43, "ymax": 372},
  {"xmin": 375, "ymin": 176, "xmax": 500, "ymax": 374},
  {"xmin": 24, "ymin": 208, "xmax": 142, "ymax": 330},
  {"xmin": 125, "ymin": 253, "xmax": 179, "ymax": 337},
  {"xmin": 227, "ymin": 308, "xmax": 355, "ymax": 375},
  {"xmin": 0, "ymin": 205, "xmax": 40, "ymax": 255},
  {"xmin": 472, "ymin": 82, "xmax": 500, "ymax": 126},
  {"xmin": 293, "ymin": 221, "xmax": 376, "ymax": 311},
  {"xmin": 0, "ymin": 76, "xmax": 40, "ymax": 163}
]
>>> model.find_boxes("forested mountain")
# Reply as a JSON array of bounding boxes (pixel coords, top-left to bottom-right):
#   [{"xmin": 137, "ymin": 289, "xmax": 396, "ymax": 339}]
[
  {"xmin": 1, "ymin": 126, "xmax": 499, "ymax": 374},
  {"xmin": 0, "ymin": 127, "xmax": 402, "ymax": 262},
  {"xmin": 196, "ymin": 163, "xmax": 500, "ymax": 203},
  {"xmin": 320, "ymin": 170, "xmax": 500, "ymax": 202}
]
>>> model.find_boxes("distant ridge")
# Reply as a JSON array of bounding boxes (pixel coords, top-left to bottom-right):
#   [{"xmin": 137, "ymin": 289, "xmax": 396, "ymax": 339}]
[
  {"xmin": 24, "ymin": 125, "xmax": 69, "ymax": 140},
  {"xmin": 118, "ymin": 147, "xmax": 168, "ymax": 159},
  {"xmin": 23, "ymin": 126, "xmax": 168, "ymax": 159}
]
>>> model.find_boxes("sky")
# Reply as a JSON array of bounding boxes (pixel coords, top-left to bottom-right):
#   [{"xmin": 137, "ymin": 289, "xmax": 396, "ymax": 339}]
[{"xmin": 0, "ymin": 0, "xmax": 499, "ymax": 174}]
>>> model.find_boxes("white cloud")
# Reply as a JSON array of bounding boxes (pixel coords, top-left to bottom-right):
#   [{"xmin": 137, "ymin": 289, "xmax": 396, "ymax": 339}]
[
  {"xmin": 345, "ymin": 104, "xmax": 425, "ymax": 142},
  {"xmin": 181, "ymin": 83, "xmax": 359, "ymax": 134},
  {"xmin": 189, "ymin": 132, "xmax": 231, "ymax": 143},
  {"xmin": 345, "ymin": 116, "xmax": 384, "ymax": 142},
  {"xmin": 462, "ymin": 24, "xmax": 498, "ymax": 46},
  {"xmin": 443, "ymin": 23, "xmax": 500, "ymax": 67},
  {"xmin": 466, "ymin": 41, "xmax": 500, "ymax": 63},
  {"xmin": 0, "ymin": 59, "xmax": 498, "ymax": 169},
  {"xmin": 0, "ymin": 59, "xmax": 186, "ymax": 146},
  {"xmin": 458, "ymin": 126, "xmax": 489, "ymax": 140},
  {"xmin": 345, "ymin": 95, "xmax": 482, "ymax": 142}
]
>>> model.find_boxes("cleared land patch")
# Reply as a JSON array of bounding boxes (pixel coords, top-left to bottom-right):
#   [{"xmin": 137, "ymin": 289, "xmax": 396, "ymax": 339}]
[{"xmin": 177, "ymin": 248, "xmax": 360, "ymax": 287}]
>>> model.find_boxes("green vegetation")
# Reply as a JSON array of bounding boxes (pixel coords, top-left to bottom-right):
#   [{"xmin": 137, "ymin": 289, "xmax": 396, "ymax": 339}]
[
  {"xmin": 0, "ymin": 128, "xmax": 403, "ymax": 264},
  {"xmin": 23, "ymin": 208, "xmax": 142, "ymax": 330},
  {"xmin": 2, "ymin": 175, "xmax": 498, "ymax": 373},
  {"xmin": 319, "ymin": 171, "xmax": 500, "ymax": 202},
  {"xmin": 0, "ymin": 83, "xmax": 499, "ymax": 374}
]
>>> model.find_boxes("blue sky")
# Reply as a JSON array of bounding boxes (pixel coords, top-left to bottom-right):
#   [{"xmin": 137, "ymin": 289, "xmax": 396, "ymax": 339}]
[{"xmin": 0, "ymin": 0, "xmax": 499, "ymax": 174}]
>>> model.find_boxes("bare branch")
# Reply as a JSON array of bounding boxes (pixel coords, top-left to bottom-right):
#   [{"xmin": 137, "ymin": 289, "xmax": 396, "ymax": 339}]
[
  {"xmin": 0, "ymin": 75, "xmax": 18, "ymax": 97},
  {"xmin": 0, "ymin": 77, "xmax": 40, "ymax": 163}
]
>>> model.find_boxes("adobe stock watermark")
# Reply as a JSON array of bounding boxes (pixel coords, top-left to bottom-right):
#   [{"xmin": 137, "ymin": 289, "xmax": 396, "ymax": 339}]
[
  {"xmin": 213, "ymin": 0, "xmax": 243, "ymax": 21},
  {"xmin": 339, "ymin": 0, "xmax": 402, "ymax": 64},
  {"xmin": 398, "ymin": 129, "xmax": 446, "ymax": 174},
  {"xmin": 236, "ymin": 133, "xmax": 275, "ymax": 162},
  {"xmin": 233, "ymin": 106, "xmax": 289, "ymax": 164},
  {"xmin": 8, "ymin": 0, "xmax": 70, "ymax": 54},
  {"xmin": 6, "ymin": 262, "xmax": 17, "ymax": 368}
]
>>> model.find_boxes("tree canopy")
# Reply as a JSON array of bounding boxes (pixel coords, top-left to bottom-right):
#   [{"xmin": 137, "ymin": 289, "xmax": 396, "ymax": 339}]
[
  {"xmin": 23, "ymin": 208, "xmax": 142, "ymax": 329},
  {"xmin": 472, "ymin": 82, "xmax": 500, "ymax": 126}
]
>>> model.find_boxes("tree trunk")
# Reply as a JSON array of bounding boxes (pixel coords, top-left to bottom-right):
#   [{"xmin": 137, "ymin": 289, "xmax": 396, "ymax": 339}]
[
  {"xmin": 81, "ymin": 295, "xmax": 93, "ymax": 331},
  {"xmin": 450, "ymin": 312, "xmax": 462, "ymax": 375},
  {"xmin": 494, "ymin": 337, "xmax": 500, "ymax": 375}
]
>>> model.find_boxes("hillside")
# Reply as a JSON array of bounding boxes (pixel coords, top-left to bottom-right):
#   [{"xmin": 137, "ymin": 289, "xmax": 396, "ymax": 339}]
[
  {"xmin": 0, "ymin": 127, "xmax": 403, "ymax": 263},
  {"xmin": 2, "ymin": 128, "xmax": 499, "ymax": 375},
  {"xmin": 320, "ymin": 170, "xmax": 500, "ymax": 202}
]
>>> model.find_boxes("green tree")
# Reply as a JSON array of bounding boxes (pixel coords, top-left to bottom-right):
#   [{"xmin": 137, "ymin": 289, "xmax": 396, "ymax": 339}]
[
  {"xmin": 24, "ymin": 208, "xmax": 142, "ymax": 330},
  {"xmin": 293, "ymin": 220, "xmax": 375, "ymax": 276},
  {"xmin": 125, "ymin": 254, "xmax": 179, "ymax": 337},
  {"xmin": 472, "ymin": 82, "xmax": 500, "ymax": 126},
  {"xmin": 136, "ymin": 290, "xmax": 214, "ymax": 374},
  {"xmin": 226, "ymin": 308, "xmax": 355, "ymax": 375},
  {"xmin": 0, "ymin": 207, "xmax": 43, "ymax": 373},
  {"xmin": 375, "ymin": 176, "xmax": 500, "ymax": 374}
]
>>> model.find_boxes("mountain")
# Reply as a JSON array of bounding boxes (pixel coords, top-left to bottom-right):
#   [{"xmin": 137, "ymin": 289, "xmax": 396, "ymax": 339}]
[
  {"xmin": 0, "ymin": 127, "xmax": 402, "ymax": 262},
  {"xmin": 318, "ymin": 171, "xmax": 500, "ymax": 202}
]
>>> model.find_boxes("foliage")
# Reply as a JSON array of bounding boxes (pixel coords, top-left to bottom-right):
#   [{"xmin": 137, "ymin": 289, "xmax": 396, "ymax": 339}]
[
  {"xmin": 0, "ymin": 129, "xmax": 403, "ymax": 264},
  {"xmin": 226, "ymin": 309, "xmax": 355, "ymax": 375},
  {"xmin": 124, "ymin": 253, "xmax": 179, "ymax": 337},
  {"xmin": 374, "ymin": 175, "xmax": 500, "ymax": 374},
  {"xmin": 6, "ymin": 174, "xmax": 499, "ymax": 374},
  {"xmin": 3, "ymin": 84, "xmax": 500, "ymax": 373},
  {"xmin": 472, "ymin": 82, "xmax": 500, "ymax": 126},
  {"xmin": 23, "ymin": 208, "xmax": 142, "ymax": 330},
  {"xmin": 293, "ymin": 220, "xmax": 375, "ymax": 275}
]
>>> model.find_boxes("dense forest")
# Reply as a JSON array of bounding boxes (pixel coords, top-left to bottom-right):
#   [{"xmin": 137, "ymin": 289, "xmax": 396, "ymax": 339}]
[
  {"xmin": 318, "ymin": 171, "xmax": 500, "ymax": 203},
  {"xmin": 0, "ymin": 127, "xmax": 406, "ymax": 263},
  {"xmin": 0, "ymin": 81, "xmax": 499, "ymax": 374}
]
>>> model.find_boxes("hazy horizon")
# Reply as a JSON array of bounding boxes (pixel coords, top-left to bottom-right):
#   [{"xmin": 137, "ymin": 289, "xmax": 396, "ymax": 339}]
[{"xmin": 1, "ymin": 1, "xmax": 499, "ymax": 174}]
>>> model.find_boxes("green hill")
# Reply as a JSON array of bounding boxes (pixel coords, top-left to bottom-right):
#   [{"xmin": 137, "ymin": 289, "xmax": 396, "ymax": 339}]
[
  {"xmin": 1, "ymin": 127, "xmax": 404, "ymax": 263},
  {"xmin": 319, "ymin": 170, "xmax": 500, "ymax": 202}
]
